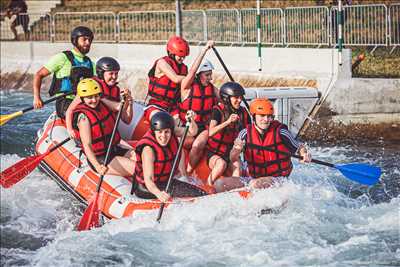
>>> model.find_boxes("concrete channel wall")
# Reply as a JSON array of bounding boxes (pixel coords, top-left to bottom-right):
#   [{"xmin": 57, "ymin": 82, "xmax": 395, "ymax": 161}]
[{"xmin": 1, "ymin": 42, "xmax": 399, "ymax": 141}]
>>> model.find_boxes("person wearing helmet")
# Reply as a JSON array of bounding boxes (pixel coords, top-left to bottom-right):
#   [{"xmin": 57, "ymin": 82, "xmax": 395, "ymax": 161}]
[
  {"xmin": 33, "ymin": 26, "xmax": 95, "ymax": 119},
  {"xmin": 132, "ymin": 111, "xmax": 205, "ymax": 202},
  {"xmin": 65, "ymin": 56, "xmax": 133, "ymax": 139},
  {"xmin": 72, "ymin": 78, "xmax": 135, "ymax": 177},
  {"xmin": 175, "ymin": 59, "xmax": 220, "ymax": 174},
  {"xmin": 213, "ymin": 98, "xmax": 312, "ymax": 193},
  {"xmin": 144, "ymin": 36, "xmax": 214, "ymax": 122},
  {"xmin": 205, "ymin": 82, "xmax": 251, "ymax": 186}
]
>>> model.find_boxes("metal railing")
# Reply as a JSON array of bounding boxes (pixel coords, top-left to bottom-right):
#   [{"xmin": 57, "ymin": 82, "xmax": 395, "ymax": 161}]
[
  {"xmin": 285, "ymin": 6, "xmax": 330, "ymax": 46},
  {"xmin": 1, "ymin": 12, "xmax": 51, "ymax": 41},
  {"xmin": 1, "ymin": 4, "xmax": 399, "ymax": 48},
  {"xmin": 389, "ymin": 4, "xmax": 400, "ymax": 46},
  {"xmin": 118, "ymin": 11, "xmax": 175, "ymax": 43},
  {"xmin": 53, "ymin": 12, "xmax": 116, "ymax": 42},
  {"xmin": 331, "ymin": 4, "xmax": 388, "ymax": 46}
]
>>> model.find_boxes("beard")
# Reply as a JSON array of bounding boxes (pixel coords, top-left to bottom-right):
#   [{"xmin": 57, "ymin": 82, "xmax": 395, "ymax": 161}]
[{"xmin": 76, "ymin": 44, "xmax": 91, "ymax": 55}]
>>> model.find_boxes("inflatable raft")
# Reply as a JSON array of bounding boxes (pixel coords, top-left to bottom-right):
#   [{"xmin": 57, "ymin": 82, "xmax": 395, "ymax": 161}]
[{"xmin": 35, "ymin": 102, "xmax": 283, "ymax": 220}]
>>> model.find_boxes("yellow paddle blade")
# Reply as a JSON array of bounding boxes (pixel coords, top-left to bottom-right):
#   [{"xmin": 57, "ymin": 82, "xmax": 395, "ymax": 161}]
[{"xmin": 0, "ymin": 111, "xmax": 24, "ymax": 126}]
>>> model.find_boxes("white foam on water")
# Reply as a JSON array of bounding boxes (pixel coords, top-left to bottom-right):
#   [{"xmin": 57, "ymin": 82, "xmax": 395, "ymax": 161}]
[{"xmin": 1, "ymin": 146, "xmax": 399, "ymax": 266}]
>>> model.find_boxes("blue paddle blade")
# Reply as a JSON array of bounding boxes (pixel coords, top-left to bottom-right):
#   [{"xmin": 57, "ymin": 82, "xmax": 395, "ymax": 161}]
[{"xmin": 334, "ymin": 163, "xmax": 381, "ymax": 185}]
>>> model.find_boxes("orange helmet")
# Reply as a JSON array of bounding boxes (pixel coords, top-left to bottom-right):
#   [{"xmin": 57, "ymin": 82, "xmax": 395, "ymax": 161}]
[
  {"xmin": 167, "ymin": 36, "xmax": 190, "ymax": 57},
  {"xmin": 250, "ymin": 98, "xmax": 274, "ymax": 115}
]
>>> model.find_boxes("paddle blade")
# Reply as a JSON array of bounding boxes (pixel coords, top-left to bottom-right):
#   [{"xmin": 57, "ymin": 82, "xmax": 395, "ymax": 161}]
[
  {"xmin": 335, "ymin": 163, "xmax": 381, "ymax": 185},
  {"xmin": 77, "ymin": 193, "xmax": 101, "ymax": 231},
  {"xmin": 0, "ymin": 111, "xmax": 23, "ymax": 126},
  {"xmin": 0, "ymin": 154, "xmax": 45, "ymax": 188}
]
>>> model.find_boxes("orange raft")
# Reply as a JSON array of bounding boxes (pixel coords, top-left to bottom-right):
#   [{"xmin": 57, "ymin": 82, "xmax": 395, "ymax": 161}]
[{"xmin": 35, "ymin": 102, "xmax": 244, "ymax": 220}]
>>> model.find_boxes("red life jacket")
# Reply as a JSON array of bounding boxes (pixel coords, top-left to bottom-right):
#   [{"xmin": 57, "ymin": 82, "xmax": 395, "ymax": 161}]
[
  {"xmin": 206, "ymin": 103, "xmax": 249, "ymax": 159},
  {"xmin": 93, "ymin": 76, "xmax": 121, "ymax": 102},
  {"xmin": 178, "ymin": 78, "xmax": 217, "ymax": 127},
  {"xmin": 147, "ymin": 56, "xmax": 188, "ymax": 110},
  {"xmin": 135, "ymin": 130, "xmax": 179, "ymax": 184},
  {"xmin": 244, "ymin": 121, "xmax": 293, "ymax": 178},
  {"xmin": 73, "ymin": 102, "xmax": 121, "ymax": 156}
]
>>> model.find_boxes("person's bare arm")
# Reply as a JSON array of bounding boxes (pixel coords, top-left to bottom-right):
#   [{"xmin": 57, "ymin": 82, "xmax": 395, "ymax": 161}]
[
  {"xmin": 142, "ymin": 146, "xmax": 170, "ymax": 202},
  {"xmin": 208, "ymin": 113, "xmax": 239, "ymax": 137},
  {"xmin": 174, "ymin": 111, "xmax": 198, "ymax": 137},
  {"xmin": 178, "ymin": 152, "xmax": 187, "ymax": 177},
  {"xmin": 120, "ymin": 88, "xmax": 133, "ymax": 124},
  {"xmin": 65, "ymin": 96, "xmax": 82, "ymax": 138},
  {"xmin": 101, "ymin": 91, "xmax": 133, "ymax": 124},
  {"xmin": 181, "ymin": 40, "xmax": 215, "ymax": 98},
  {"xmin": 157, "ymin": 59, "xmax": 185, "ymax": 84},
  {"xmin": 33, "ymin": 67, "xmax": 51, "ymax": 109},
  {"xmin": 230, "ymin": 138, "xmax": 244, "ymax": 163}
]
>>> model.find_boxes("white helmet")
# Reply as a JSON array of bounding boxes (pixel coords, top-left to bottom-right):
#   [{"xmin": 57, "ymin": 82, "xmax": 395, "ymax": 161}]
[{"xmin": 197, "ymin": 60, "xmax": 214, "ymax": 74}]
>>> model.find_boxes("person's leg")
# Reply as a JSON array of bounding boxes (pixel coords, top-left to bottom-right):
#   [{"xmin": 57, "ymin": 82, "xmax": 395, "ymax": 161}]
[
  {"xmin": 207, "ymin": 155, "xmax": 227, "ymax": 185},
  {"xmin": 21, "ymin": 15, "xmax": 29, "ymax": 40},
  {"xmin": 106, "ymin": 156, "xmax": 135, "ymax": 177},
  {"xmin": 56, "ymin": 98, "xmax": 73, "ymax": 119},
  {"xmin": 187, "ymin": 129, "xmax": 208, "ymax": 173},
  {"xmin": 10, "ymin": 20, "xmax": 18, "ymax": 40},
  {"xmin": 183, "ymin": 135, "xmax": 195, "ymax": 150},
  {"xmin": 229, "ymin": 158, "xmax": 241, "ymax": 177},
  {"xmin": 214, "ymin": 176, "xmax": 244, "ymax": 193}
]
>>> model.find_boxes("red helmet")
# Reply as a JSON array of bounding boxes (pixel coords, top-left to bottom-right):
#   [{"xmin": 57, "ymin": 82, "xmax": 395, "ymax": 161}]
[{"xmin": 167, "ymin": 36, "xmax": 190, "ymax": 57}]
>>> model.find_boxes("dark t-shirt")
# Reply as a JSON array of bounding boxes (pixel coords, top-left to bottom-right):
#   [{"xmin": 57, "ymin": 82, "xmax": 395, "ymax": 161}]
[{"xmin": 210, "ymin": 106, "xmax": 251, "ymax": 125}]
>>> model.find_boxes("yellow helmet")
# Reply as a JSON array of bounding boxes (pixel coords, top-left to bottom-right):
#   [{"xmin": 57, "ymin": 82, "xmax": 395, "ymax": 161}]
[{"xmin": 77, "ymin": 78, "xmax": 102, "ymax": 97}]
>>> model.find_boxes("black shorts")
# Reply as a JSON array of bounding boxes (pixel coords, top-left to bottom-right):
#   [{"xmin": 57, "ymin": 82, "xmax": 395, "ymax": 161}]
[
  {"xmin": 55, "ymin": 98, "xmax": 73, "ymax": 119},
  {"xmin": 206, "ymin": 151, "xmax": 230, "ymax": 165},
  {"xmin": 87, "ymin": 146, "xmax": 129, "ymax": 172},
  {"xmin": 134, "ymin": 179, "xmax": 207, "ymax": 199},
  {"xmin": 14, "ymin": 14, "xmax": 29, "ymax": 32}
]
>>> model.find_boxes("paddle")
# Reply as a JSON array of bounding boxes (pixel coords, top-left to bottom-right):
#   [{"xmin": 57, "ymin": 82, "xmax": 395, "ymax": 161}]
[
  {"xmin": 77, "ymin": 98, "xmax": 126, "ymax": 231},
  {"xmin": 211, "ymin": 47, "xmax": 251, "ymax": 111},
  {"xmin": 0, "ymin": 93, "xmax": 72, "ymax": 126},
  {"xmin": 0, "ymin": 137, "xmax": 71, "ymax": 188},
  {"xmin": 263, "ymin": 147, "xmax": 381, "ymax": 186},
  {"xmin": 156, "ymin": 120, "xmax": 191, "ymax": 223}
]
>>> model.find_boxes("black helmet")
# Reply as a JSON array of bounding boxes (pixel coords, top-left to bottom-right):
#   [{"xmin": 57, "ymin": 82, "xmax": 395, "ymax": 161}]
[
  {"xmin": 71, "ymin": 26, "xmax": 94, "ymax": 46},
  {"xmin": 150, "ymin": 111, "xmax": 175, "ymax": 132},
  {"xmin": 220, "ymin": 82, "xmax": 245, "ymax": 106},
  {"xmin": 96, "ymin": 57, "xmax": 120, "ymax": 79}
]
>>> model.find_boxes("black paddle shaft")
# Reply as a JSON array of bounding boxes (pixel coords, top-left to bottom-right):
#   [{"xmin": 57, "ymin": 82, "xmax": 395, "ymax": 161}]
[
  {"xmin": 262, "ymin": 146, "xmax": 335, "ymax": 168},
  {"xmin": 23, "ymin": 93, "xmax": 73, "ymax": 113},
  {"xmin": 211, "ymin": 47, "xmax": 251, "ymax": 114},
  {"xmin": 48, "ymin": 137, "xmax": 71, "ymax": 153},
  {"xmin": 156, "ymin": 123, "xmax": 190, "ymax": 222},
  {"xmin": 95, "ymin": 99, "xmax": 126, "ymax": 193}
]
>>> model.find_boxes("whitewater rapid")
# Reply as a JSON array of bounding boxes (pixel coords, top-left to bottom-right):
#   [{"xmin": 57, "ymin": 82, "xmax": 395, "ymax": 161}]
[{"xmin": 1, "ymin": 91, "xmax": 399, "ymax": 266}]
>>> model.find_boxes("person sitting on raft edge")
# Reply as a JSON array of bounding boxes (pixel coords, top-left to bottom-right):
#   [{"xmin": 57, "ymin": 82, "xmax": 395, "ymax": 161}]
[
  {"xmin": 214, "ymin": 98, "xmax": 312, "ymax": 193},
  {"xmin": 144, "ymin": 36, "xmax": 214, "ymax": 122},
  {"xmin": 132, "ymin": 111, "xmax": 207, "ymax": 203},
  {"xmin": 174, "ymin": 59, "xmax": 220, "ymax": 175},
  {"xmin": 72, "ymin": 78, "xmax": 135, "ymax": 177},
  {"xmin": 205, "ymin": 82, "xmax": 251, "ymax": 186},
  {"xmin": 65, "ymin": 56, "xmax": 133, "ymax": 139},
  {"xmin": 33, "ymin": 26, "xmax": 95, "ymax": 119}
]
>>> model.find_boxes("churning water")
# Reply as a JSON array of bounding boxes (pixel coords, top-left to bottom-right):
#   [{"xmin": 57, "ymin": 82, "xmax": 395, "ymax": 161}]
[{"xmin": 1, "ymin": 91, "xmax": 399, "ymax": 266}]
